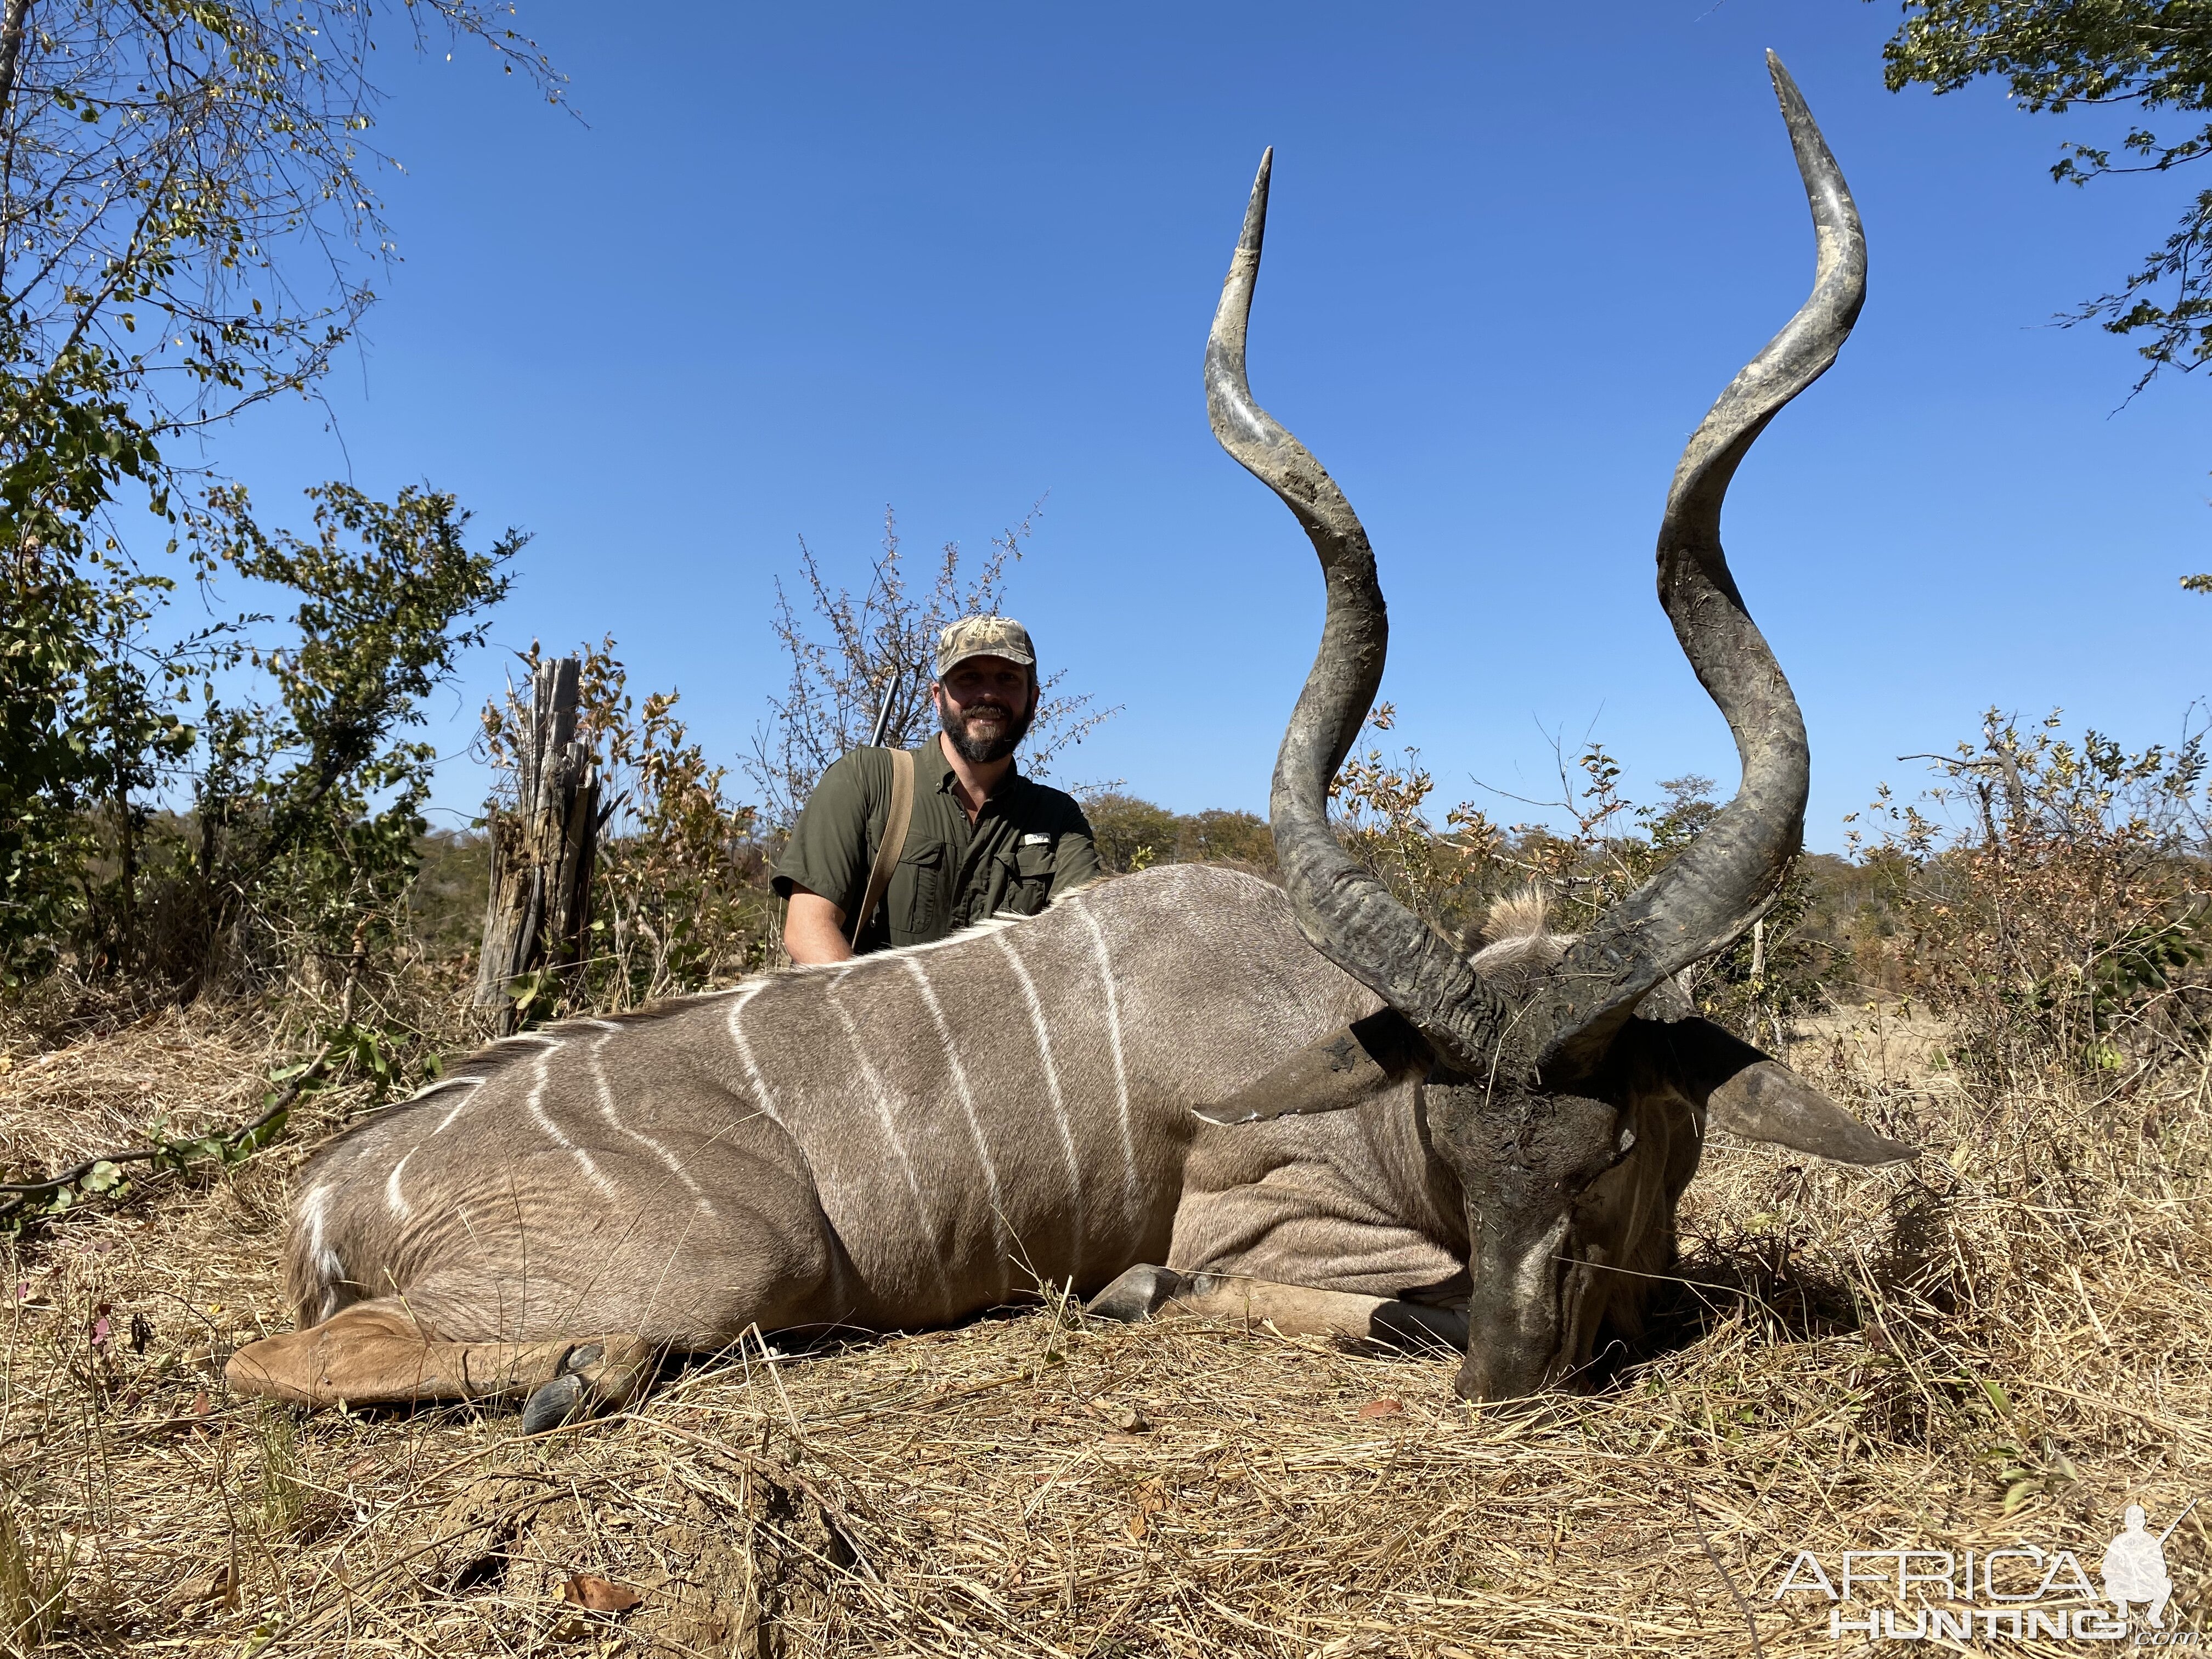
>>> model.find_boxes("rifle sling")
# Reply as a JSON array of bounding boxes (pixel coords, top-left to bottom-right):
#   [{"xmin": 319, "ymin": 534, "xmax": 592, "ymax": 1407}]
[{"xmin": 848, "ymin": 746, "xmax": 916, "ymax": 949}]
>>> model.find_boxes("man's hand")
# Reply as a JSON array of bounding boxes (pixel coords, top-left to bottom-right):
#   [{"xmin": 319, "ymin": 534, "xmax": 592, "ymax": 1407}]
[{"xmin": 783, "ymin": 888, "xmax": 852, "ymax": 964}]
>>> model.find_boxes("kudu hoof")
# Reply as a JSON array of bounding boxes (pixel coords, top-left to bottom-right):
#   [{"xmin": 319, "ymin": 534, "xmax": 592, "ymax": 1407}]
[
  {"xmin": 1085, "ymin": 1264, "xmax": 1187, "ymax": 1324},
  {"xmin": 521, "ymin": 1373, "xmax": 586, "ymax": 1433},
  {"xmin": 518, "ymin": 1339, "xmax": 654, "ymax": 1434}
]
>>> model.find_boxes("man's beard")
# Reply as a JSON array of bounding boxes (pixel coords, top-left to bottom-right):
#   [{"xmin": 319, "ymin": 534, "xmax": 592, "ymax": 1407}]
[{"xmin": 940, "ymin": 697, "xmax": 1034, "ymax": 765}]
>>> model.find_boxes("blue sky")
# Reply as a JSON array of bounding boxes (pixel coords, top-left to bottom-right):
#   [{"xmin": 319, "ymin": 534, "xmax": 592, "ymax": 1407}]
[{"xmin": 211, "ymin": 0, "xmax": 2212, "ymax": 851}]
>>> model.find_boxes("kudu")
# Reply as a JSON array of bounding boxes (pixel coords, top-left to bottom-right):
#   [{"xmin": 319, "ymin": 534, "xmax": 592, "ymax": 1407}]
[{"xmin": 227, "ymin": 54, "xmax": 1911, "ymax": 1429}]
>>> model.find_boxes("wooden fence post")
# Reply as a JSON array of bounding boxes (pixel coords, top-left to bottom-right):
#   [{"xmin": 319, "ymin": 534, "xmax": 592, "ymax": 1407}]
[{"xmin": 476, "ymin": 656, "xmax": 601, "ymax": 1034}]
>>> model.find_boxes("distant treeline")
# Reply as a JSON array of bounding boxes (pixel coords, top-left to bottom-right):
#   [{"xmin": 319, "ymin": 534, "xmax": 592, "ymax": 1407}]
[{"xmin": 1079, "ymin": 795, "xmax": 1277, "ymax": 877}]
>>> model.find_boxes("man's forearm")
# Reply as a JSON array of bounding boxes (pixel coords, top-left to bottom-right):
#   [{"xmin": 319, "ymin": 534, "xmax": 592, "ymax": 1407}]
[{"xmin": 783, "ymin": 889, "xmax": 853, "ymax": 964}]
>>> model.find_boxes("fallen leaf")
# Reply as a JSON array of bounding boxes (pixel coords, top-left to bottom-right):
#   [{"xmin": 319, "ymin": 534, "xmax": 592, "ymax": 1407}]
[
  {"xmin": 190, "ymin": 1390, "xmax": 213, "ymax": 1416},
  {"xmin": 561, "ymin": 1573, "xmax": 642, "ymax": 1613},
  {"xmin": 1357, "ymin": 1397, "xmax": 1403, "ymax": 1419},
  {"xmin": 1088, "ymin": 1398, "xmax": 1150, "ymax": 1433},
  {"xmin": 179, "ymin": 1562, "xmax": 236, "ymax": 1604}
]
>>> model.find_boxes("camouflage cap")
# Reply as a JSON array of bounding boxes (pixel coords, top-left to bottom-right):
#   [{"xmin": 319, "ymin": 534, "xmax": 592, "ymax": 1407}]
[{"xmin": 934, "ymin": 615, "xmax": 1036, "ymax": 679}]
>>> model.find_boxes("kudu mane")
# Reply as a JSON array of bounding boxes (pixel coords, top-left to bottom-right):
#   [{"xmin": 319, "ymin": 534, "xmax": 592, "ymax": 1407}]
[{"xmin": 352, "ymin": 910, "xmax": 1052, "ymax": 1137}]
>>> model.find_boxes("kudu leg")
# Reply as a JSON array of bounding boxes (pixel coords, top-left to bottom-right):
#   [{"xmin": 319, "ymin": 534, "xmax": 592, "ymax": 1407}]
[
  {"xmin": 224, "ymin": 1299, "xmax": 654, "ymax": 1426},
  {"xmin": 1087, "ymin": 1265, "xmax": 1467, "ymax": 1351}
]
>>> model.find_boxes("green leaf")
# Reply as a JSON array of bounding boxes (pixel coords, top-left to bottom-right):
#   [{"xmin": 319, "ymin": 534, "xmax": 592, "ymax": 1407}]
[{"xmin": 232, "ymin": 1108, "xmax": 289, "ymax": 1157}]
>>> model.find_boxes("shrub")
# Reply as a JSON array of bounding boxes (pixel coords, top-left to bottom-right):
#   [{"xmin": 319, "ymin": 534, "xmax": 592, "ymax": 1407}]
[
  {"xmin": 154, "ymin": 484, "xmax": 518, "ymax": 1005},
  {"xmin": 1082, "ymin": 793, "xmax": 1184, "ymax": 874},
  {"xmin": 1851, "ymin": 710, "xmax": 2210, "ymax": 1079},
  {"xmin": 746, "ymin": 509, "xmax": 1113, "ymax": 833},
  {"xmin": 482, "ymin": 639, "xmax": 776, "ymax": 1013}
]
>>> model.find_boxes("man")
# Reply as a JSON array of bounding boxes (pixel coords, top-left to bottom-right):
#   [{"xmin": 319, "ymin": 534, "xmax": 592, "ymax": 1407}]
[
  {"xmin": 774, "ymin": 616, "xmax": 1101, "ymax": 963},
  {"xmin": 2101, "ymin": 1505, "xmax": 2175, "ymax": 1628}
]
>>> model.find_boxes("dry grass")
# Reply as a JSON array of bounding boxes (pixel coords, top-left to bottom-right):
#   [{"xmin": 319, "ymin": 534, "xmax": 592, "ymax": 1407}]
[
  {"xmin": 0, "ymin": 1003, "xmax": 283, "ymax": 1180},
  {"xmin": 1, "ymin": 1004, "xmax": 2207, "ymax": 1657}
]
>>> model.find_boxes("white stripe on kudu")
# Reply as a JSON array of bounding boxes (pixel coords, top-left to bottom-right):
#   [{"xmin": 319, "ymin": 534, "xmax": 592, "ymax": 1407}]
[
  {"xmin": 719, "ymin": 975, "xmax": 853, "ymax": 1318},
  {"xmin": 1075, "ymin": 899, "xmax": 1141, "ymax": 1227},
  {"xmin": 526, "ymin": 1046, "xmax": 616, "ymax": 1198},
  {"xmin": 398, "ymin": 1074, "xmax": 475, "ymax": 1104},
  {"xmin": 384, "ymin": 1152, "xmax": 413, "ymax": 1220},
  {"xmin": 722, "ymin": 979, "xmax": 784, "ymax": 1126},
  {"xmin": 430, "ymin": 1081, "xmax": 486, "ymax": 1135},
  {"xmin": 301, "ymin": 1183, "xmax": 342, "ymax": 1310},
  {"xmin": 823, "ymin": 975, "xmax": 958, "ymax": 1318},
  {"xmin": 588, "ymin": 1031, "xmax": 717, "ymax": 1218},
  {"xmin": 993, "ymin": 930, "xmax": 1085, "ymax": 1277},
  {"xmin": 898, "ymin": 953, "xmax": 1014, "ymax": 1286},
  {"xmin": 848, "ymin": 912, "xmax": 1023, "ymax": 962}
]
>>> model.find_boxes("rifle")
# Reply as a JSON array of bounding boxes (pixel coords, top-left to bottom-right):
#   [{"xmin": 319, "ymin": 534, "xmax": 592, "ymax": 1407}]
[
  {"xmin": 2157, "ymin": 1496, "xmax": 2200, "ymax": 1545},
  {"xmin": 866, "ymin": 661, "xmax": 910, "ymax": 749},
  {"xmin": 849, "ymin": 661, "xmax": 918, "ymax": 948}
]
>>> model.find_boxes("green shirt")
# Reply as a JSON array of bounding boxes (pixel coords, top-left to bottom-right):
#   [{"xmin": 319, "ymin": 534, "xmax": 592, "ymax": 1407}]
[{"xmin": 772, "ymin": 741, "xmax": 1102, "ymax": 954}]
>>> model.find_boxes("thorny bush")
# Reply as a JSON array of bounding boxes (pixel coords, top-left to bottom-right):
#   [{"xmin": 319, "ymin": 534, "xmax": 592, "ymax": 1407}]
[
  {"xmin": 483, "ymin": 639, "xmax": 774, "ymax": 1013},
  {"xmin": 744, "ymin": 508, "xmax": 1115, "ymax": 833},
  {"xmin": 1853, "ymin": 709, "xmax": 2212, "ymax": 1079}
]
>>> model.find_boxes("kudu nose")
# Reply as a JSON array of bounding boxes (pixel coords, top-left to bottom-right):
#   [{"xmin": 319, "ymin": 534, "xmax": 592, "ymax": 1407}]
[
  {"xmin": 1454, "ymin": 1265, "xmax": 1573, "ymax": 1404},
  {"xmin": 1453, "ymin": 1348, "xmax": 1563, "ymax": 1406}
]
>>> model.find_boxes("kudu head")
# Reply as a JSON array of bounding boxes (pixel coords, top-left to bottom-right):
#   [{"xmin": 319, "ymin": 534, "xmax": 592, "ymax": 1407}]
[{"xmin": 1201, "ymin": 54, "xmax": 1915, "ymax": 1403}]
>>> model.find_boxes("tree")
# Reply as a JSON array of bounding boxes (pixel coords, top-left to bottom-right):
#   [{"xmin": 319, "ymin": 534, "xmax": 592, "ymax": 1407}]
[
  {"xmin": 1881, "ymin": 4, "xmax": 2212, "ymax": 595},
  {"xmin": 0, "ymin": 1, "xmax": 558, "ymax": 443},
  {"xmin": 745, "ymin": 508, "xmax": 1115, "ymax": 832},
  {"xmin": 1882, "ymin": 2, "xmax": 2212, "ymax": 388},
  {"xmin": 0, "ymin": 1, "xmax": 558, "ymax": 972},
  {"xmin": 176, "ymin": 482, "xmax": 519, "ymax": 995},
  {"xmin": 1077, "ymin": 794, "xmax": 1276, "ymax": 876},
  {"xmin": 482, "ymin": 637, "xmax": 772, "ymax": 1014}
]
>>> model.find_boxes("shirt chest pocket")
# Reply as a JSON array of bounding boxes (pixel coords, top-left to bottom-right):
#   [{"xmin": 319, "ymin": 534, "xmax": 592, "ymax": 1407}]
[
  {"xmin": 894, "ymin": 842, "xmax": 946, "ymax": 938},
  {"xmin": 998, "ymin": 837, "xmax": 1056, "ymax": 915}
]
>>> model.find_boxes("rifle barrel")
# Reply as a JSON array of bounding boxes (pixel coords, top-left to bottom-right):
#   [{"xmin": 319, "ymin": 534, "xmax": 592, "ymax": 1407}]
[
  {"xmin": 866, "ymin": 664, "xmax": 903, "ymax": 749},
  {"xmin": 2157, "ymin": 1495, "xmax": 2199, "ymax": 1544}
]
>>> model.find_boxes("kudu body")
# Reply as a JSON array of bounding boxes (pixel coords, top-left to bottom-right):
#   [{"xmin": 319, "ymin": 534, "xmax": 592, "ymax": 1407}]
[{"xmin": 229, "ymin": 55, "xmax": 1912, "ymax": 1424}]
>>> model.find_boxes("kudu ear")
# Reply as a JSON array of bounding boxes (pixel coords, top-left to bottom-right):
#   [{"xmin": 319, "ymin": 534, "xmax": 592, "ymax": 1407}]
[
  {"xmin": 1193, "ymin": 1009, "xmax": 1432, "ymax": 1126},
  {"xmin": 1650, "ymin": 1016, "xmax": 1917, "ymax": 1167},
  {"xmin": 1708, "ymin": 1059, "xmax": 1918, "ymax": 1166}
]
